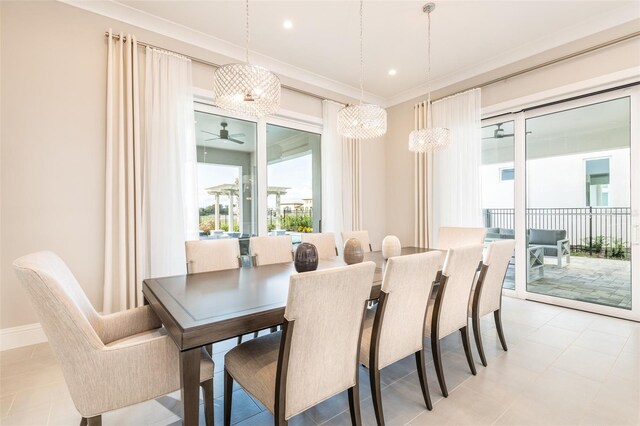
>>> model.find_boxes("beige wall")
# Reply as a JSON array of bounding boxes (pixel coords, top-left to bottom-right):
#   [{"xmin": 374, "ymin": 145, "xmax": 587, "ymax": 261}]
[
  {"xmin": 385, "ymin": 38, "xmax": 640, "ymax": 245},
  {"xmin": 1, "ymin": 1, "xmax": 386, "ymax": 330}
]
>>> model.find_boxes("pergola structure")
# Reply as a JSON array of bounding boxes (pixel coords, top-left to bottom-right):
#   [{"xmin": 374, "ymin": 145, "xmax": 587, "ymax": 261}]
[
  {"xmin": 267, "ymin": 186, "xmax": 289, "ymax": 230},
  {"xmin": 205, "ymin": 182, "xmax": 239, "ymax": 231},
  {"xmin": 205, "ymin": 183, "xmax": 291, "ymax": 231}
]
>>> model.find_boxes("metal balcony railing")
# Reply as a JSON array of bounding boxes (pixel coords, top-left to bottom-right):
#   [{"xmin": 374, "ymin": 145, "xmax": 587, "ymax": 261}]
[{"xmin": 483, "ymin": 207, "xmax": 631, "ymax": 258}]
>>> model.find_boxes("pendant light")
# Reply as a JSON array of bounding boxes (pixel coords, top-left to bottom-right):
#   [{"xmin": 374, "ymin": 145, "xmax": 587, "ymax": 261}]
[
  {"xmin": 337, "ymin": 0, "xmax": 387, "ymax": 140},
  {"xmin": 213, "ymin": 0, "xmax": 281, "ymax": 117},
  {"xmin": 408, "ymin": 3, "xmax": 450, "ymax": 153}
]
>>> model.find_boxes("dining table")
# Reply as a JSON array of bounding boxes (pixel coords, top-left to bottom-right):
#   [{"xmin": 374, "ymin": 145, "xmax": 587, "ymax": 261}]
[{"xmin": 142, "ymin": 246, "xmax": 438, "ymax": 425}]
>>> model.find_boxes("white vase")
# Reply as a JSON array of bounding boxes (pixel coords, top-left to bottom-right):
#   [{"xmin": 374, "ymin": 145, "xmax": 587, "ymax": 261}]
[{"xmin": 382, "ymin": 235, "xmax": 401, "ymax": 259}]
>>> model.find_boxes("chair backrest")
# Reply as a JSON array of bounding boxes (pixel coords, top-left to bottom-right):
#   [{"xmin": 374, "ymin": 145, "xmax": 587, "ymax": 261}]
[
  {"xmin": 12, "ymin": 252, "xmax": 106, "ymax": 406},
  {"xmin": 250, "ymin": 235, "xmax": 293, "ymax": 266},
  {"xmin": 375, "ymin": 251, "xmax": 441, "ymax": 369},
  {"xmin": 341, "ymin": 230, "xmax": 372, "ymax": 252},
  {"xmin": 438, "ymin": 227, "xmax": 487, "ymax": 250},
  {"xmin": 185, "ymin": 239, "xmax": 240, "ymax": 273},
  {"xmin": 436, "ymin": 244, "xmax": 483, "ymax": 338},
  {"xmin": 476, "ymin": 240, "xmax": 515, "ymax": 316},
  {"xmin": 300, "ymin": 232, "xmax": 338, "ymax": 259},
  {"xmin": 282, "ymin": 262, "xmax": 375, "ymax": 419}
]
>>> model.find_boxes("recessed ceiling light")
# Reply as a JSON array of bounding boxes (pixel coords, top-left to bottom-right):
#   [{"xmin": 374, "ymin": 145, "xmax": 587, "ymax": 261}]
[
  {"xmin": 283, "ymin": 20, "xmax": 293, "ymax": 29},
  {"xmin": 388, "ymin": 69, "xmax": 397, "ymax": 76}
]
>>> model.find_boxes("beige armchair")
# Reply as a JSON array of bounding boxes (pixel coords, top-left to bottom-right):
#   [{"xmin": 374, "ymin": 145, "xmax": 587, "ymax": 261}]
[
  {"xmin": 360, "ymin": 251, "xmax": 441, "ymax": 425},
  {"xmin": 12, "ymin": 251, "xmax": 214, "ymax": 426},
  {"xmin": 300, "ymin": 232, "xmax": 338, "ymax": 259},
  {"xmin": 437, "ymin": 227, "xmax": 487, "ymax": 250},
  {"xmin": 425, "ymin": 244, "xmax": 483, "ymax": 397},
  {"xmin": 223, "ymin": 262, "xmax": 376, "ymax": 425},
  {"xmin": 250, "ymin": 235, "xmax": 294, "ymax": 266},
  {"xmin": 185, "ymin": 238, "xmax": 241, "ymax": 273},
  {"xmin": 469, "ymin": 239, "xmax": 516, "ymax": 366},
  {"xmin": 341, "ymin": 230, "xmax": 373, "ymax": 252}
]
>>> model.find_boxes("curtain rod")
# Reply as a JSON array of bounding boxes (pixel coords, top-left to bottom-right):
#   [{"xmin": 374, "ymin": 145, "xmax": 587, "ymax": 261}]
[
  {"xmin": 482, "ymin": 80, "xmax": 640, "ymax": 122},
  {"xmin": 104, "ymin": 32, "xmax": 345, "ymax": 105},
  {"xmin": 432, "ymin": 30, "xmax": 640, "ymax": 103}
]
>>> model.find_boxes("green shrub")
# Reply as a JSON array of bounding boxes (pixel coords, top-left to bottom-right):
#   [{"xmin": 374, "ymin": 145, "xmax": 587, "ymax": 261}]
[{"xmin": 608, "ymin": 239, "xmax": 626, "ymax": 259}]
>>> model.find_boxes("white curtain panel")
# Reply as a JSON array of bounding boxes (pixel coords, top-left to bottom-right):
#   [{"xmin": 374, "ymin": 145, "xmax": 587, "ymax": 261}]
[
  {"xmin": 143, "ymin": 47, "xmax": 199, "ymax": 279},
  {"xmin": 414, "ymin": 101, "xmax": 433, "ymax": 248},
  {"xmin": 343, "ymin": 138, "xmax": 362, "ymax": 233},
  {"xmin": 321, "ymin": 100, "xmax": 362, "ymax": 245},
  {"xmin": 431, "ymin": 89, "xmax": 483, "ymax": 246},
  {"xmin": 103, "ymin": 31, "xmax": 143, "ymax": 313},
  {"xmin": 321, "ymin": 100, "xmax": 345, "ymax": 237}
]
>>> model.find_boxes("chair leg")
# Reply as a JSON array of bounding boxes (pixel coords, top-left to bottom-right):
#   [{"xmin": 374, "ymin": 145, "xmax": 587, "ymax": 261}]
[
  {"xmin": 205, "ymin": 344, "xmax": 213, "ymax": 356},
  {"xmin": 472, "ymin": 314, "xmax": 487, "ymax": 367},
  {"xmin": 84, "ymin": 416, "xmax": 101, "ymax": 426},
  {"xmin": 415, "ymin": 350, "xmax": 432, "ymax": 410},
  {"xmin": 460, "ymin": 326, "xmax": 477, "ymax": 376},
  {"xmin": 431, "ymin": 335, "xmax": 448, "ymax": 397},
  {"xmin": 237, "ymin": 335, "xmax": 243, "ymax": 345},
  {"xmin": 224, "ymin": 369, "xmax": 233, "ymax": 426},
  {"xmin": 270, "ymin": 326, "xmax": 277, "ymax": 333},
  {"xmin": 369, "ymin": 368, "xmax": 385, "ymax": 426},
  {"xmin": 253, "ymin": 331, "xmax": 259, "ymax": 338},
  {"xmin": 494, "ymin": 309, "xmax": 508, "ymax": 351},
  {"xmin": 347, "ymin": 384, "xmax": 362, "ymax": 426},
  {"xmin": 200, "ymin": 379, "xmax": 214, "ymax": 426}
]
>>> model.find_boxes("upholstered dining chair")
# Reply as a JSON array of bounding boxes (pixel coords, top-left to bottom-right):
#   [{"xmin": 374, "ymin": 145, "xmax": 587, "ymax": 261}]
[
  {"xmin": 469, "ymin": 239, "xmax": 516, "ymax": 366},
  {"xmin": 425, "ymin": 244, "xmax": 483, "ymax": 397},
  {"xmin": 300, "ymin": 232, "xmax": 338, "ymax": 259},
  {"xmin": 437, "ymin": 227, "xmax": 487, "ymax": 250},
  {"xmin": 185, "ymin": 238, "xmax": 241, "ymax": 274},
  {"xmin": 223, "ymin": 262, "xmax": 376, "ymax": 426},
  {"xmin": 185, "ymin": 238, "xmax": 243, "ymax": 347},
  {"xmin": 360, "ymin": 251, "xmax": 441, "ymax": 426},
  {"xmin": 250, "ymin": 235, "xmax": 294, "ymax": 266},
  {"xmin": 12, "ymin": 252, "xmax": 215, "ymax": 426},
  {"xmin": 341, "ymin": 230, "xmax": 373, "ymax": 252}
]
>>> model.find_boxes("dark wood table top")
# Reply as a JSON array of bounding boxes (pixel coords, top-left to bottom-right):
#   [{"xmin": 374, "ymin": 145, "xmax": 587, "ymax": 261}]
[{"xmin": 143, "ymin": 246, "xmax": 436, "ymax": 351}]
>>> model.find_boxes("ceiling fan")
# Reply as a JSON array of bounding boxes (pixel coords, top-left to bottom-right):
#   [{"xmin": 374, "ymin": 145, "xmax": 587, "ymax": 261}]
[
  {"xmin": 202, "ymin": 122, "xmax": 245, "ymax": 144},
  {"xmin": 482, "ymin": 123, "xmax": 514, "ymax": 139}
]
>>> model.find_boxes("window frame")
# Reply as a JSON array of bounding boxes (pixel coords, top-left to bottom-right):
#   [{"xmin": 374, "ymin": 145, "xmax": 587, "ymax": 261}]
[{"xmin": 193, "ymin": 91, "xmax": 323, "ymax": 237}]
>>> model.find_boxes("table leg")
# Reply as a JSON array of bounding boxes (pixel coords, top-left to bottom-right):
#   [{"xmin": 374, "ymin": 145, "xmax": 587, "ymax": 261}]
[{"xmin": 180, "ymin": 348, "xmax": 201, "ymax": 426}]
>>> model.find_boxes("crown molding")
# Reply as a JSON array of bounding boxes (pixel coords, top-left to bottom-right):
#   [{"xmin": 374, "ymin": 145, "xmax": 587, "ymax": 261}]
[
  {"xmin": 386, "ymin": 3, "xmax": 640, "ymax": 107},
  {"xmin": 60, "ymin": 0, "xmax": 638, "ymax": 110},
  {"xmin": 58, "ymin": 0, "xmax": 386, "ymax": 107}
]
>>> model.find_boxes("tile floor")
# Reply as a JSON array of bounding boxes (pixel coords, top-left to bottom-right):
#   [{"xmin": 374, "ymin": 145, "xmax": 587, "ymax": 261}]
[
  {"xmin": 1, "ymin": 297, "xmax": 638, "ymax": 425},
  {"xmin": 502, "ymin": 257, "xmax": 631, "ymax": 309}
]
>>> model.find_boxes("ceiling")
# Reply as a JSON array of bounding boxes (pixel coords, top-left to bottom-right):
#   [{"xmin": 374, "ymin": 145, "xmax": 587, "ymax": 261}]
[{"xmin": 110, "ymin": 0, "xmax": 638, "ymax": 104}]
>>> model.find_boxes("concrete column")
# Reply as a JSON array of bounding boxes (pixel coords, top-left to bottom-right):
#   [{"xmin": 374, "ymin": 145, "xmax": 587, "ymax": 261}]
[
  {"xmin": 214, "ymin": 193, "xmax": 220, "ymax": 230},
  {"xmin": 228, "ymin": 191, "xmax": 234, "ymax": 232},
  {"xmin": 276, "ymin": 193, "xmax": 282, "ymax": 230}
]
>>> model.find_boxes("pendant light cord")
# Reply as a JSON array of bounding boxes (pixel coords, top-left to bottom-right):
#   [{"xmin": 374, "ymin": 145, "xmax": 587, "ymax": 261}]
[
  {"xmin": 245, "ymin": 0, "xmax": 250, "ymax": 64},
  {"xmin": 426, "ymin": 8, "xmax": 432, "ymax": 126},
  {"xmin": 359, "ymin": 0, "xmax": 364, "ymax": 105}
]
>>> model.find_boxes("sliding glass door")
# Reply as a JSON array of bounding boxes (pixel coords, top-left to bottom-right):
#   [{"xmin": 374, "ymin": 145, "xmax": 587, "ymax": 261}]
[
  {"xmin": 525, "ymin": 96, "xmax": 632, "ymax": 311},
  {"xmin": 485, "ymin": 85, "xmax": 640, "ymax": 320}
]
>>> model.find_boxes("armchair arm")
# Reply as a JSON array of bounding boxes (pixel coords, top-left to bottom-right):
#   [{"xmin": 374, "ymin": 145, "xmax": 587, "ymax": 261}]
[
  {"xmin": 98, "ymin": 305, "xmax": 162, "ymax": 345},
  {"xmin": 558, "ymin": 238, "xmax": 570, "ymax": 252},
  {"xmin": 74, "ymin": 334, "xmax": 212, "ymax": 417}
]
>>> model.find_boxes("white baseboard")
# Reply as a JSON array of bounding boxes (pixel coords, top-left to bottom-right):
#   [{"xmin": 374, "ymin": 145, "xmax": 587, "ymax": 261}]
[{"xmin": 0, "ymin": 323, "xmax": 47, "ymax": 351}]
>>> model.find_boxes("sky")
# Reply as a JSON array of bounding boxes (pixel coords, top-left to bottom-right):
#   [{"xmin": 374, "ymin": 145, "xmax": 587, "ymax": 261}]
[{"xmin": 197, "ymin": 154, "xmax": 313, "ymax": 210}]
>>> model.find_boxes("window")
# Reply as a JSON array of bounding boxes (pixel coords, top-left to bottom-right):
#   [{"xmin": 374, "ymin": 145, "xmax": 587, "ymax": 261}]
[
  {"xmin": 266, "ymin": 124, "xmax": 322, "ymax": 235},
  {"xmin": 195, "ymin": 112, "xmax": 258, "ymax": 238},
  {"xmin": 500, "ymin": 168, "xmax": 515, "ymax": 181},
  {"xmin": 193, "ymin": 105, "xmax": 323, "ymax": 240},
  {"xmin": 585, "ymin": 158, "xmax": 610, "ymax": 206}
]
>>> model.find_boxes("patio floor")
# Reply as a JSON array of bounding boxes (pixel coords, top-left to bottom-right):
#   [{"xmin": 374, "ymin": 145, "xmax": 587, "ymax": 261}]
[{"xmin": 502, "ymin": 255, "xmax": 631, "ymax": 310}]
